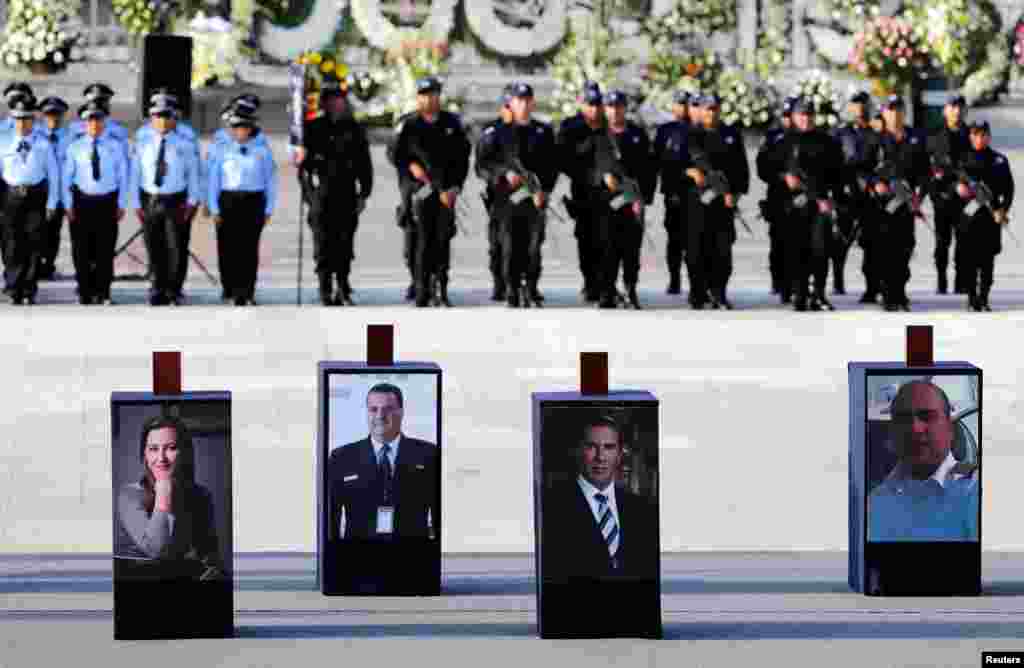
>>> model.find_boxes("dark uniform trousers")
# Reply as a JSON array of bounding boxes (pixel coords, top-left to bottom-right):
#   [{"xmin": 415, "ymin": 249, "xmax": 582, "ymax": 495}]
[
  {"xmin": 412, "ymin": 192, "xmax": 455, "ymax": 297},
  {"xmin": 598, "ymin": 204, "xmax": 643, "ymax": 298},
  {"xmin": 686, "ymin": 194, "xmax": 735, "ymax": 300},
  {"xmin": 830, "ymin": 203, "xmax": 855, "ymax": 292},
  {"xmin": 40, "ymin": 204, "xmax": 65, "ymax": 276},
  {"xmin": 961, "ymin": 210, "xmax": 1001, "ymax": 301},
  {"xmin": 483, "ymin": 192, "xmax": 504, "ymax": 293},
  {"xmin": 140, "ymin": 191, "xmax": 188, "ymax": 302},
  {"xmin": 567, "ymin": 194, "xmax": 599, "ymax": 295},
  {"xmin": 876, "ymin": 204, "xmax": 915, "ymax": 304},
  {"xmin": 1, "ymin": 181, "xmax": 48, "ymax": 299},
  {"xmin": 173, "ymin": 211, "xmax": 195, "ymax": 297},
  {"xmin": 498, "ymin": 199, "xmax": 545, "ymax": 294},
  {"xmin": 784, "ymin": 203, "xmax": 832, "ymax": 301},
  {"xmin": 488, "ymin": 212, "xmax": 504, "ymax": 292},
  {"xmin": 308, "ymin": 189, "xmax": 359, "ymax": 294},
  {"xmin": 69, "ymin": 188, "xmax": 119, "ymax": 301},
  {"xmin": 849, "ymin": 196, "xmax": 881, "ymax": 295},
  {"xmin": 663, "ymin": 196, "xmax": 687, "ymax": 281},
  {"xmin": 218, "ymin": 191, "xmax": 266, "ymax": 301},
  {"xmin": 933, "ymin": 198, "xmax": 966, "ymax": 288}
]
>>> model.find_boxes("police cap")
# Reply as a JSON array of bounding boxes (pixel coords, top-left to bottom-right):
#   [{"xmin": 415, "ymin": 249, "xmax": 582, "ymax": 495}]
[
  {"xmin": 39, "ymin": 96, "xmax": 69, "ymax": 115},
  {"xmin": 78, "ymin": 100, "xmax": 108, "ymax": 120},
  {"xmin": 416, "ymin": 76, "xmax": 442, "ymax": 95}
]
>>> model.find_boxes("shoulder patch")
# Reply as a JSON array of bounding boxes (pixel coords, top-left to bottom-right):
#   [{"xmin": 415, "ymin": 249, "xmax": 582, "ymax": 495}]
[
  {"xmin": 725, "ymin": 135, "xmax": 735, "ymax": 144},
  {"xmin": 910, "ymin": 136, "xmax": 919, "ymax": 144},
  {"xmin": 996, "ymin": 156, "xmax": 1006, "ymax": 164},
  {"xmin": 483, "ymin": 126, "xmax": 495, "ymax": 135}
]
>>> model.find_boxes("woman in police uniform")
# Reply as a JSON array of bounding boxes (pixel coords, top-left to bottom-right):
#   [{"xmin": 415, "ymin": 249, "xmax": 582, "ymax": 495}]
[{"xmin": 207, "ymin": 105, "xmax": 277, "ymax": 306}]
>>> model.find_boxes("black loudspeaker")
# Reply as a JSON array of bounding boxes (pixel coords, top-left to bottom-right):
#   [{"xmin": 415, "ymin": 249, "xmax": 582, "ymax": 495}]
[{"xmin": 137, "ymin": 35, "xmax": 193, "ymax": 120}]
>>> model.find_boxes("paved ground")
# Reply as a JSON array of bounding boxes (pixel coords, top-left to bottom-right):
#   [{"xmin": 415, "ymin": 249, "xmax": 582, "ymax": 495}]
[{"xmin": 2, "ymin": 552, "xmax": 1024, "ymax": 667}]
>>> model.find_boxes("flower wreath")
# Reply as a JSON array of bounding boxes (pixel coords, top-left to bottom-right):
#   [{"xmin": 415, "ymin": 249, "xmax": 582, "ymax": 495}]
[
  {"xmin": 463, "ymin": 1, "xmax": 566, "ymax": 58},
  {"xmin": 349, "ymin": 0, "xmax": 457, "ymax": 50},
  {"xmin": 259, "ymin": 0, "xmax": 347, "ymax": 61}
]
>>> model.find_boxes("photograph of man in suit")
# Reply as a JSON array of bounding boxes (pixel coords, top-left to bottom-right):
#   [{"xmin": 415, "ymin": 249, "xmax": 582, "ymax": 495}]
[
  {"xmin": 543, "ymin": 414, "xmax": 658, "ymax": 579},
  {"xmin": 327, "ymin": 383, "xmax": 439, "ymax": 540},
  {"xmin": 868, "ymin": 380, "xmax": 979, "ymax": 542}
]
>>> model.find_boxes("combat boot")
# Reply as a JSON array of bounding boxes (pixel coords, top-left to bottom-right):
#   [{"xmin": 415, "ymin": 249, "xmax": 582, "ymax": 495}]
[
  {"xmin": 527, "ymin": 282, "xmax": 543, "ymax": 308},
  {"xmin": 626, "ymin": 284, "xmax": 641, "ymax": 310},
  {"xmin": 937, "ymin": 270, "xmax": 948, "ymax": 295},
  {"xmin": 318, "ymin": 275, "xmax": 333, "ymax": 306},
  {"xmin": 666, "ymin": 269, "xmax": 681, "ymax": 295},
  {"xmin": 437, "ymin": 275, "xmax": 451, "ymax": 307}
]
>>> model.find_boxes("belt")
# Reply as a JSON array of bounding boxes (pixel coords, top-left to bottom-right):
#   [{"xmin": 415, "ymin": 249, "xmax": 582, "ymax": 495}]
[{"xmin": 4, "ymin": 182, "xmax": 45, "ymax": 197}]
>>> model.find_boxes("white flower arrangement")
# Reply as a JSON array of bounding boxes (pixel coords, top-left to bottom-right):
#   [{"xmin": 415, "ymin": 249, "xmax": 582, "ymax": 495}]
[
  {"xmin": 645, "ymin": 0, "xmax": 738, "ymax": 39},
  {"xmin": 188, "ymin": 12, "xmax": 245, "ymax": 89},
  {"xmin": 716, "ymin": 68, "xmax": 776, "ymax": 128},
  {"xmin": 111, "ymin": 0, "xmax": 161, "ymax": 36},
  {"xmin": 740, "ymin": 0, "xmax": 789, "ymax": 82},
  {"xmin": 0, "ymin": 0, "xmax": 81, "ymax": 69},
  {"xmin": 792, "ymin": 70, "xmax": 842, "ymax": 126},
  {"xmin": 343, "ymin": 33, "xmax": 461, "ymax": 122},
  {"xmin": 962, "ymin": 36, "xmax": 1010, "ymax": 106},
  {"xmin": 548, "ymin": 22, "xmax": 634, "ymax": 121}
]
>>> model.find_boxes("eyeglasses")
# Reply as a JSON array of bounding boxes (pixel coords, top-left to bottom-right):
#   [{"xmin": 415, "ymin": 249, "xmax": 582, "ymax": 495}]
[{"xmin": 891, "ymin": 409, "xmax": 943, "ymax": 425}]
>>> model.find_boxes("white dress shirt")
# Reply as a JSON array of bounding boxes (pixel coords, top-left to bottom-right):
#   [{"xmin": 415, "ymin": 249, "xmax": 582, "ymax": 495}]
[{"xmin": 577, "ymin": 474, "xmax": 620, "ymax": 530}]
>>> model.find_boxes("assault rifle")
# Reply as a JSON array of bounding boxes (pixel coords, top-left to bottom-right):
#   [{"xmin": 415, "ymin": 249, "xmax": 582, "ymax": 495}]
[{"xmin": 958, "ymin": 170, "xmax": 1007, "ymax": 224}]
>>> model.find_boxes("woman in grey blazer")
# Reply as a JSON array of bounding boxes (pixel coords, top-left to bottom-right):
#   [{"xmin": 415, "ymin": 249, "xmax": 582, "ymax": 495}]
[{"xmin": 115, "ymin": 415, "xmax": 223, "ymax": 581}]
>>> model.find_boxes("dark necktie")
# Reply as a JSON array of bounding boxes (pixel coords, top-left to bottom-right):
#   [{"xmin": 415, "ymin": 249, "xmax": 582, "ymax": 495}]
[
  {"xmin": 17, "ymin": 140, "xmax": 29, "ymax": 159},
  {"xmin": 154, "ymin": 137, "xmax": 167, "ymax": 187},
  {"xmin": 48, "ymin": 133, "xmax": 58, "ymax": 149},
  {"xmin": 91, "ymin": 139, "xmax": 100, "ymax": 180},
  {"xmin": 379, "ymin": 443, "xmax": 393, "ymax": 503},
  {"xmin": 240, "ymin": 146, "xmax": 248, "ymax": 156}
]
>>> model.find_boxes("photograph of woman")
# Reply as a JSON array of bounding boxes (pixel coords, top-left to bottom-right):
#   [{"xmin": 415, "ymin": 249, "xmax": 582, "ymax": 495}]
[
  {"xmin": 116, "ymin": 415, "xmax": 222, "ymax": 578},
  {"xmin": 112, "ymin": 395, "xmax": 233, "ymax": 638}
]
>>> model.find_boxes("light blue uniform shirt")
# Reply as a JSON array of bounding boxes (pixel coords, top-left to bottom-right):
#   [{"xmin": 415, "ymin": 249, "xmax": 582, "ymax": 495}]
[
  {"xmin": 868, "ymin": 453, "xmax": 979, "ymax": 542},
  {"xmin": 0, "ymin": 132, "xmax": 61, "ymax": 210},
  {"xmin": 137, "ymin": 121, "xmax": 203, "ymax": 202},
  {"xmin": 62, "ymin": 135, "xmax": 130, "ymax": 210},
  {"xmin": 129, "ymin": 131, "xmax": 200, "ymax": 208},
  {"xmin": 69, "ymin": 118, "xmax": 131, "ymax": 166},
  {"xmin": 207, "ymin": 137, "xmax": 278, "ymax": 217}
]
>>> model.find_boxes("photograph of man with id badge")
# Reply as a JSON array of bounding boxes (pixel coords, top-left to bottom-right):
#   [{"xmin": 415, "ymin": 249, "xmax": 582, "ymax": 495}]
[{"xmin": 321, "ymin": 367, "xmax": 441, "ymax": 595}]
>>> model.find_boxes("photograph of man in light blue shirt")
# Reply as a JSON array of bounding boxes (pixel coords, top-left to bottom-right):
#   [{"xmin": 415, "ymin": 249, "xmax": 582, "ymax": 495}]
[{"xmin": 868, "ymin": 380, "xmax": 979, "ymax": 542}]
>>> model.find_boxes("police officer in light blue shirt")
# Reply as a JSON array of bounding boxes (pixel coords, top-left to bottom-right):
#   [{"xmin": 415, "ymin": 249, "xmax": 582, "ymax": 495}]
[
  {"xmin": 0, "ymin": 96, "xmax": 60, "ymax": 304},
  {"xmin": 135, "ymin": 89, "xmax": 202, "ymax": 300},
  {"xmin": 68, "ymin": 84, "xmax": 131, "ymax": 167},
  {"xmin": 868, "ymin": 380, "xmax": 979, "ymax": 541},
  {"xmin": 37, "ymin": 96, "xmax": 73, "ymax": 280},
  {"xmin": 207, "ymin": 105, "xmax": 277, "ymax": 306},
  {"xmin": 63, "ymin": 101, "xmax": 130, "ymax": 305},
  {"xmin": 130, "ymin": 97, "xmax": 201, "ymax": 306},
  {"xmin": 0, "ymin": 84, "xmax": 37, "ymax": 291}
]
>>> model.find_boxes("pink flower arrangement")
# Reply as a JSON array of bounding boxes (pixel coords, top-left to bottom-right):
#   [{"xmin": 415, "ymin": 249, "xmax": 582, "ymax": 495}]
[{"xmin": 849, "ymin": 16, "xmax": 930, "ymax": 92}]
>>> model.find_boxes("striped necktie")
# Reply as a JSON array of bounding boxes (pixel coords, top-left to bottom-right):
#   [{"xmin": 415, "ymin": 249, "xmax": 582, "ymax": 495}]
[{"xmin": 594, "ymin": 493, "xmax": 620, "ymax": 565}]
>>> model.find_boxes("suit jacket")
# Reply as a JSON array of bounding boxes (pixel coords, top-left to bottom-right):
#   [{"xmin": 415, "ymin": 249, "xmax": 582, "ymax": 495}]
[
  {"xmin": 542, "ymin": 481, "xmax": 658, "ymax": 580},
  {"xmin": 327, "ymin": 435, "xmax": 439, "ymax": 540}
]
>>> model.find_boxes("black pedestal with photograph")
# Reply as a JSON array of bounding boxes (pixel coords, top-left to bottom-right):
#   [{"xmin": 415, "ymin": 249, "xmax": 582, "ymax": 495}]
[
  {"xmin": 317, "ymin": 362, "xmax": 442, "ymax": 596},
  {"xmin": 111, "ymin": 391, "xmax": 234, "ymax": 639},
  {"xmin": 532, "ymin": 391, "xmax": 661, "ymax": 639},
  {"xmin": 849, "ymin": 362, "xmax": 982, "ymax": 596}
]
